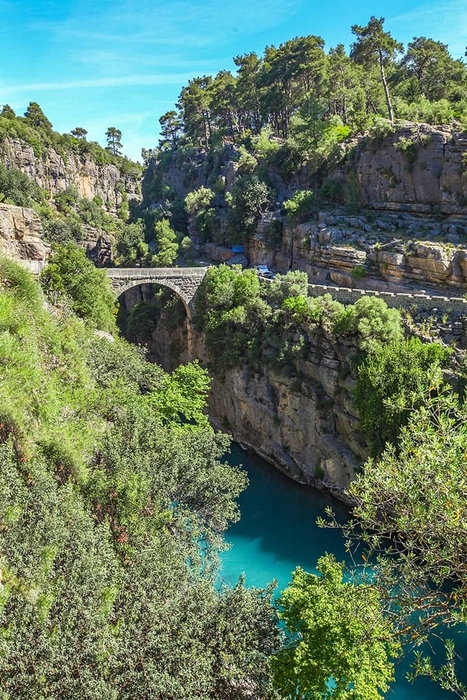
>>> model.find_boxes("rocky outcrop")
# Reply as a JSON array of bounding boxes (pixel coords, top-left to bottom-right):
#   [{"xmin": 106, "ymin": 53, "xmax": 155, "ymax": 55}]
[
  {"xmin": 0, "ymin": 203, "xmax": 50, "ymax": 262},
  {"xmin": 347, "ymin": 123, "xmax": 467, "ymax": 216},
  {"xmin": 248, "ymin": 210, "xmax": 467, "ymax": 293},
  {"xmin": 1, "ymin": 136, "xmax": 141, "ymax": 216},
  {"xmin": 205, "ymin": 346, "xmax": 364, "ymax": 490}
]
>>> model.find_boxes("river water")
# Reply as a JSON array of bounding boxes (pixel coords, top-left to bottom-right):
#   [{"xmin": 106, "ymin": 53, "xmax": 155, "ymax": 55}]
[{"xmin": 220, "ymin": 443, "xmax": 466, "ymax": 700}]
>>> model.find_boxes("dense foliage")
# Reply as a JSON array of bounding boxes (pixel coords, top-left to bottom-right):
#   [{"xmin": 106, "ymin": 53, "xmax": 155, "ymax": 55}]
[
  {"xmin": 40, "ymin": 243, "xmax": 118, "ymax": 332},
  {"xmin": 272, "ymin": 556, "xmax": 400, "ymax": 700},
  {"xmin": 140, "ymin": 19, "xmax": 467, "ymax": 247},
  {"xmin": 194, "ymin": 264, "xmax": 467, "ymax": 696},
  {"xmin": 0, "ymin": 103, "xmax": 152, "ymax": 266},
  {"xmin": 325, "ymin": 389, "xmax": 467, "ymax": 698},
  {"xmin": 0, "ymin": 258, "xmax": 280, "ymax": 698},
  {"xmin": 354, "ymin": 337, "xmax": 451, "ymax": 455},
  {"xmin": 194, "ymin": 265, "xmax": 406, "ymax": 373},
  {"xmin": 165, "ymin": 20, "xmax": 466, "ymax": 148}
]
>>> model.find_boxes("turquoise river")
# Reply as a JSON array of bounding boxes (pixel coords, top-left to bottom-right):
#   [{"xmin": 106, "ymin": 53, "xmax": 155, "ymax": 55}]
[{"xmin": 220, "ymin": 444, "xmax": 467, "ymax": 700}]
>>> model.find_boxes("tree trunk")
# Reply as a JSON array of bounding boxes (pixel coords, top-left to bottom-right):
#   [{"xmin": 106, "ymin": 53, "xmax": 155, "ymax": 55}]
[{"xmin": 379, "ymin": 49, "xmax": 394, "ymax": 123}]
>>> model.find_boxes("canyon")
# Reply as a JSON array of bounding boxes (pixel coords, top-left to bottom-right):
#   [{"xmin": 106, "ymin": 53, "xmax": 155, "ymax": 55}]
[{"xmin": 2, "ymin": 122, "xmax": 467, "ymax": 491}]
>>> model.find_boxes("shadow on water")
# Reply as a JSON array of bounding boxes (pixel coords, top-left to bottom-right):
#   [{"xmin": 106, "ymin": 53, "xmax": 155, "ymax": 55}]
[{"xmin": 221, "ymin": 443, "xmax": 467, "ymax": 700}]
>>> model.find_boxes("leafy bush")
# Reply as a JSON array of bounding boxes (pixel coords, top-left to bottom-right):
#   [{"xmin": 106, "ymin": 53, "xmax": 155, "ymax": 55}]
[
  {"xmin": 264, "ymin": 270, "xmax": 309, "ymax": 306},
  {"xmin": 318, "ymin": 178, "xmax": 344, "ymax": 204},
  {"xmin": 283, "ymin": 190, "xmax": 314, "ymax": 223},
  {"xmin": 264, "ymin": 218, "xmax": 283, "ymax": 248},
  {"xmin": 195, "ymin": 266, "xmax": 345, "ymax": 372},
  {"xmin": 227, "ymin": 175, "xmax": 273, "ymax": 243},
  {"xmin": 0, "ymin": 256, "xmax": 42, "ymax": 306},
  {"xmin": 41, "ymin": 243, "xmax": 117, "ymax": 332},
  {"xmin": 354, "ymin": 337, "xmax": 451, "ymax": 456},
  {"xmin": 0, "ymin": 162, "xmax": 46, "ymax": 207},
  {"xmin": 42, "ymin": 217, "xmax": 85, "ymax": 245},
  {"xmin": 332, "ymin": 296, "xmax": 403, "ymax": 352},
  {"xmin": 236, "ymin": 144, "xmax": 258, "ymax": 173},
  {"xmin": 151, "ymin": 218, "xmax": 179, "ymax": 266},
  {"xmin": 184, "ymin": 186, "xmax": 215, "ymax": 215},
  {"xmin": 115, "ymin": 220, "xmax": 147, "ymax": 265},
  {"xmin": 251, "ymin": 126, "xmax": 280, "ymax": 158},
  {"xmin": 0, "ymin": 262, "xmax": 280, "ymax": 696},
  {"xmin": 184, "ymin": 186, "xmax": 217, "ymax": 242},
  {"xmin": 272, "ymin": 555, "xmax": 399, "ymax": 700}
]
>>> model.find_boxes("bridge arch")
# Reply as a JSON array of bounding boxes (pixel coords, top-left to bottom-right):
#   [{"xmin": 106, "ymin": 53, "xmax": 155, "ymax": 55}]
[{"xmin": 106, "ymin": 267, "xmax": 208, "ymax": 321}]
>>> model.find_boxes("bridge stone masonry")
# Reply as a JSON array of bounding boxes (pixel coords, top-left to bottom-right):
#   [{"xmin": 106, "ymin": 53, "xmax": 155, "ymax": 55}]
[{"xmin": 106, "ymin": 267, "xmax": 208, "ymax": 319}]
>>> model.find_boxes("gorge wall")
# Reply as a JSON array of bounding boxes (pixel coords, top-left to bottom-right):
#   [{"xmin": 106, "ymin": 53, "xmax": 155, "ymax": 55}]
[
  {"xmin": 145, "ymin": 122, "xmax": 467, "ymax": 296},
  {"xmin": 1, "ymin": 136, "xmax": 141, "ymax": 215},
  {"xmin": 203, "ymin": 341, "xmax": 364, "ymax": 491},
  {"xmin": 119, "ymin": 287, "xmax": 366, "ymax": 492},
  {"xmin": 0, "ymin": 203, "xmax": 50, "ymax": 263}
]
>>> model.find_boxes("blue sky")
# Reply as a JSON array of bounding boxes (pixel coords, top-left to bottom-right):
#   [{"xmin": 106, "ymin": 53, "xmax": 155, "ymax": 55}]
[{"xmin": 1, "ymin": 0, "xmax": 465, "ymax": 161}]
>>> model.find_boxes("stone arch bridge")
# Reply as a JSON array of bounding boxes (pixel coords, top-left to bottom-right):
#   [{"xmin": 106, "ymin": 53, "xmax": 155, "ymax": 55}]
[{"xmin": 106, "ymin": 267, "xmax": 208, "ymax": 319}]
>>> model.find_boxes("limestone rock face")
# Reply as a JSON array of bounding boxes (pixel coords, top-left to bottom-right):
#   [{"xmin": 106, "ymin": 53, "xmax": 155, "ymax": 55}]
[
  {"xmin": 351, "ymin": 123, "xmax": 467, "ymax": 215},
  {"xmin": 1, "ymin": 137, "xmax": 140, "ymax": 216},
  {"xmin": 148, "ymin": 316, "xmax": 366, "ymax": 491},
  {"xmin": 0, "ymin": 203, "xmax": 50, "ymax": 262},
  {"xmin": 204, "ymin": 333, "xmax": 366, "ymax": 490},
  {"xmin": 248, "ymin": 209, "xmax": 467, "ymax": 292},
  {"xmin": 406, "ymin": 242, "xmax": 452, "ymax": 280}
]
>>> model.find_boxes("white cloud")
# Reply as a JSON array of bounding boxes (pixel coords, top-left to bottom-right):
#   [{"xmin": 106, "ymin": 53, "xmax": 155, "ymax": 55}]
[
  {"xmin": 0, "ymin": 73, "xmax": 197, "ymax": 96},
  {"xmin": 390, "ymin": 0, "xmax": 467, "ymax": 56}
]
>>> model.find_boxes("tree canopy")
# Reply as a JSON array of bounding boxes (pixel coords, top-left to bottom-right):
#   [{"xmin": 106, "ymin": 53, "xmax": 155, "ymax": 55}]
[
  {"xmin": 0, "ymin": 258, "xmax": 280, "ymax": 698},
  {"xmin": 272, "ymin": 555, "xmax": 400, "ymax": 700},
  {"xmin": 160, "ymin": 19, "xmax": 466, "ymax": 149}
]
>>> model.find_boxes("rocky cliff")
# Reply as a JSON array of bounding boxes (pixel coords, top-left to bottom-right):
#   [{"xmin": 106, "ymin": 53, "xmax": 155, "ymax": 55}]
[
  {"xmin": 1, "ymin": 136, "xmax": 141, "ymax": 216},
  {"xmin": 0, "ymin": 203, "xmax": 50, "ymax": 263},
  {"xmin": 205, "ymin": 343, "xmax": 364, "ymax": 491},
  {"xmin": 248, "ymin": 209, "xmax": 467, "ymax": 293},
  {"xmin": 118, "ymin": 285, "xmax": 366, "ymax": 493},
  {"xmin": 348, "ymin": 123, "xmax": 467, "ymax": 216},
  {"xmin": 144, "ymin": 123, "xmax": 467, "ymax": 294}
]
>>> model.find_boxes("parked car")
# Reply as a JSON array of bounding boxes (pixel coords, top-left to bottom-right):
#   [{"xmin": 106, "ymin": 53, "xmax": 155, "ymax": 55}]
[{"xmin": 256, "ymin": 264, "xmax": 274, "ymax": 279}]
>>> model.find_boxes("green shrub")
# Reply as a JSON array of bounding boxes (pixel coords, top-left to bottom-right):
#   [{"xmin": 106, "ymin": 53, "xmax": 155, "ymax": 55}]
[
  {"xmin": 264, "ymin": 218, "xmax": 283, "ymax": 248},
  {"xmin": 151, "ymin": 218, "xmax": 179, "ymax": 266},
  {"xmin": 236, "ymin": 145, "xmax": 258, "ymax": 173},
  {"xmin": 354, "ymin": 337, "xmax": 451, "ymax": 456},
  {"xmin": 185, "ymin": 186, "xmax": 216, "ymax": 215},
  {"xmin": 0, "ymin": 256, "xmax": 42, "ymax": 306},
  {"xmin": 332, "ymin": 296, "xmax": 403, "ymax": 352},
  {"xmin": 0, "ymin": 162, "xmax": 46, "ymax": 207},
  {"xmin": 351, "ymin": 264, "xmax": 366, "ymax": 279},
  {"xmin": 251, "ymin": 126, "xmax": 280, "ymax": 159},
  {"xmin": 227, "ymin": 175, "xmax": 273, "ymax": 243},
  {"xmin": 115, "ymin": 220, "xmax": 147, "ymax": 265},
  {"xmin": 283, "ymin": 190, "xmax": 314, "ymax": 223},
  {"xmin": 41, "ymin": 243, "xmax": 117, "ymax": 332}
]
